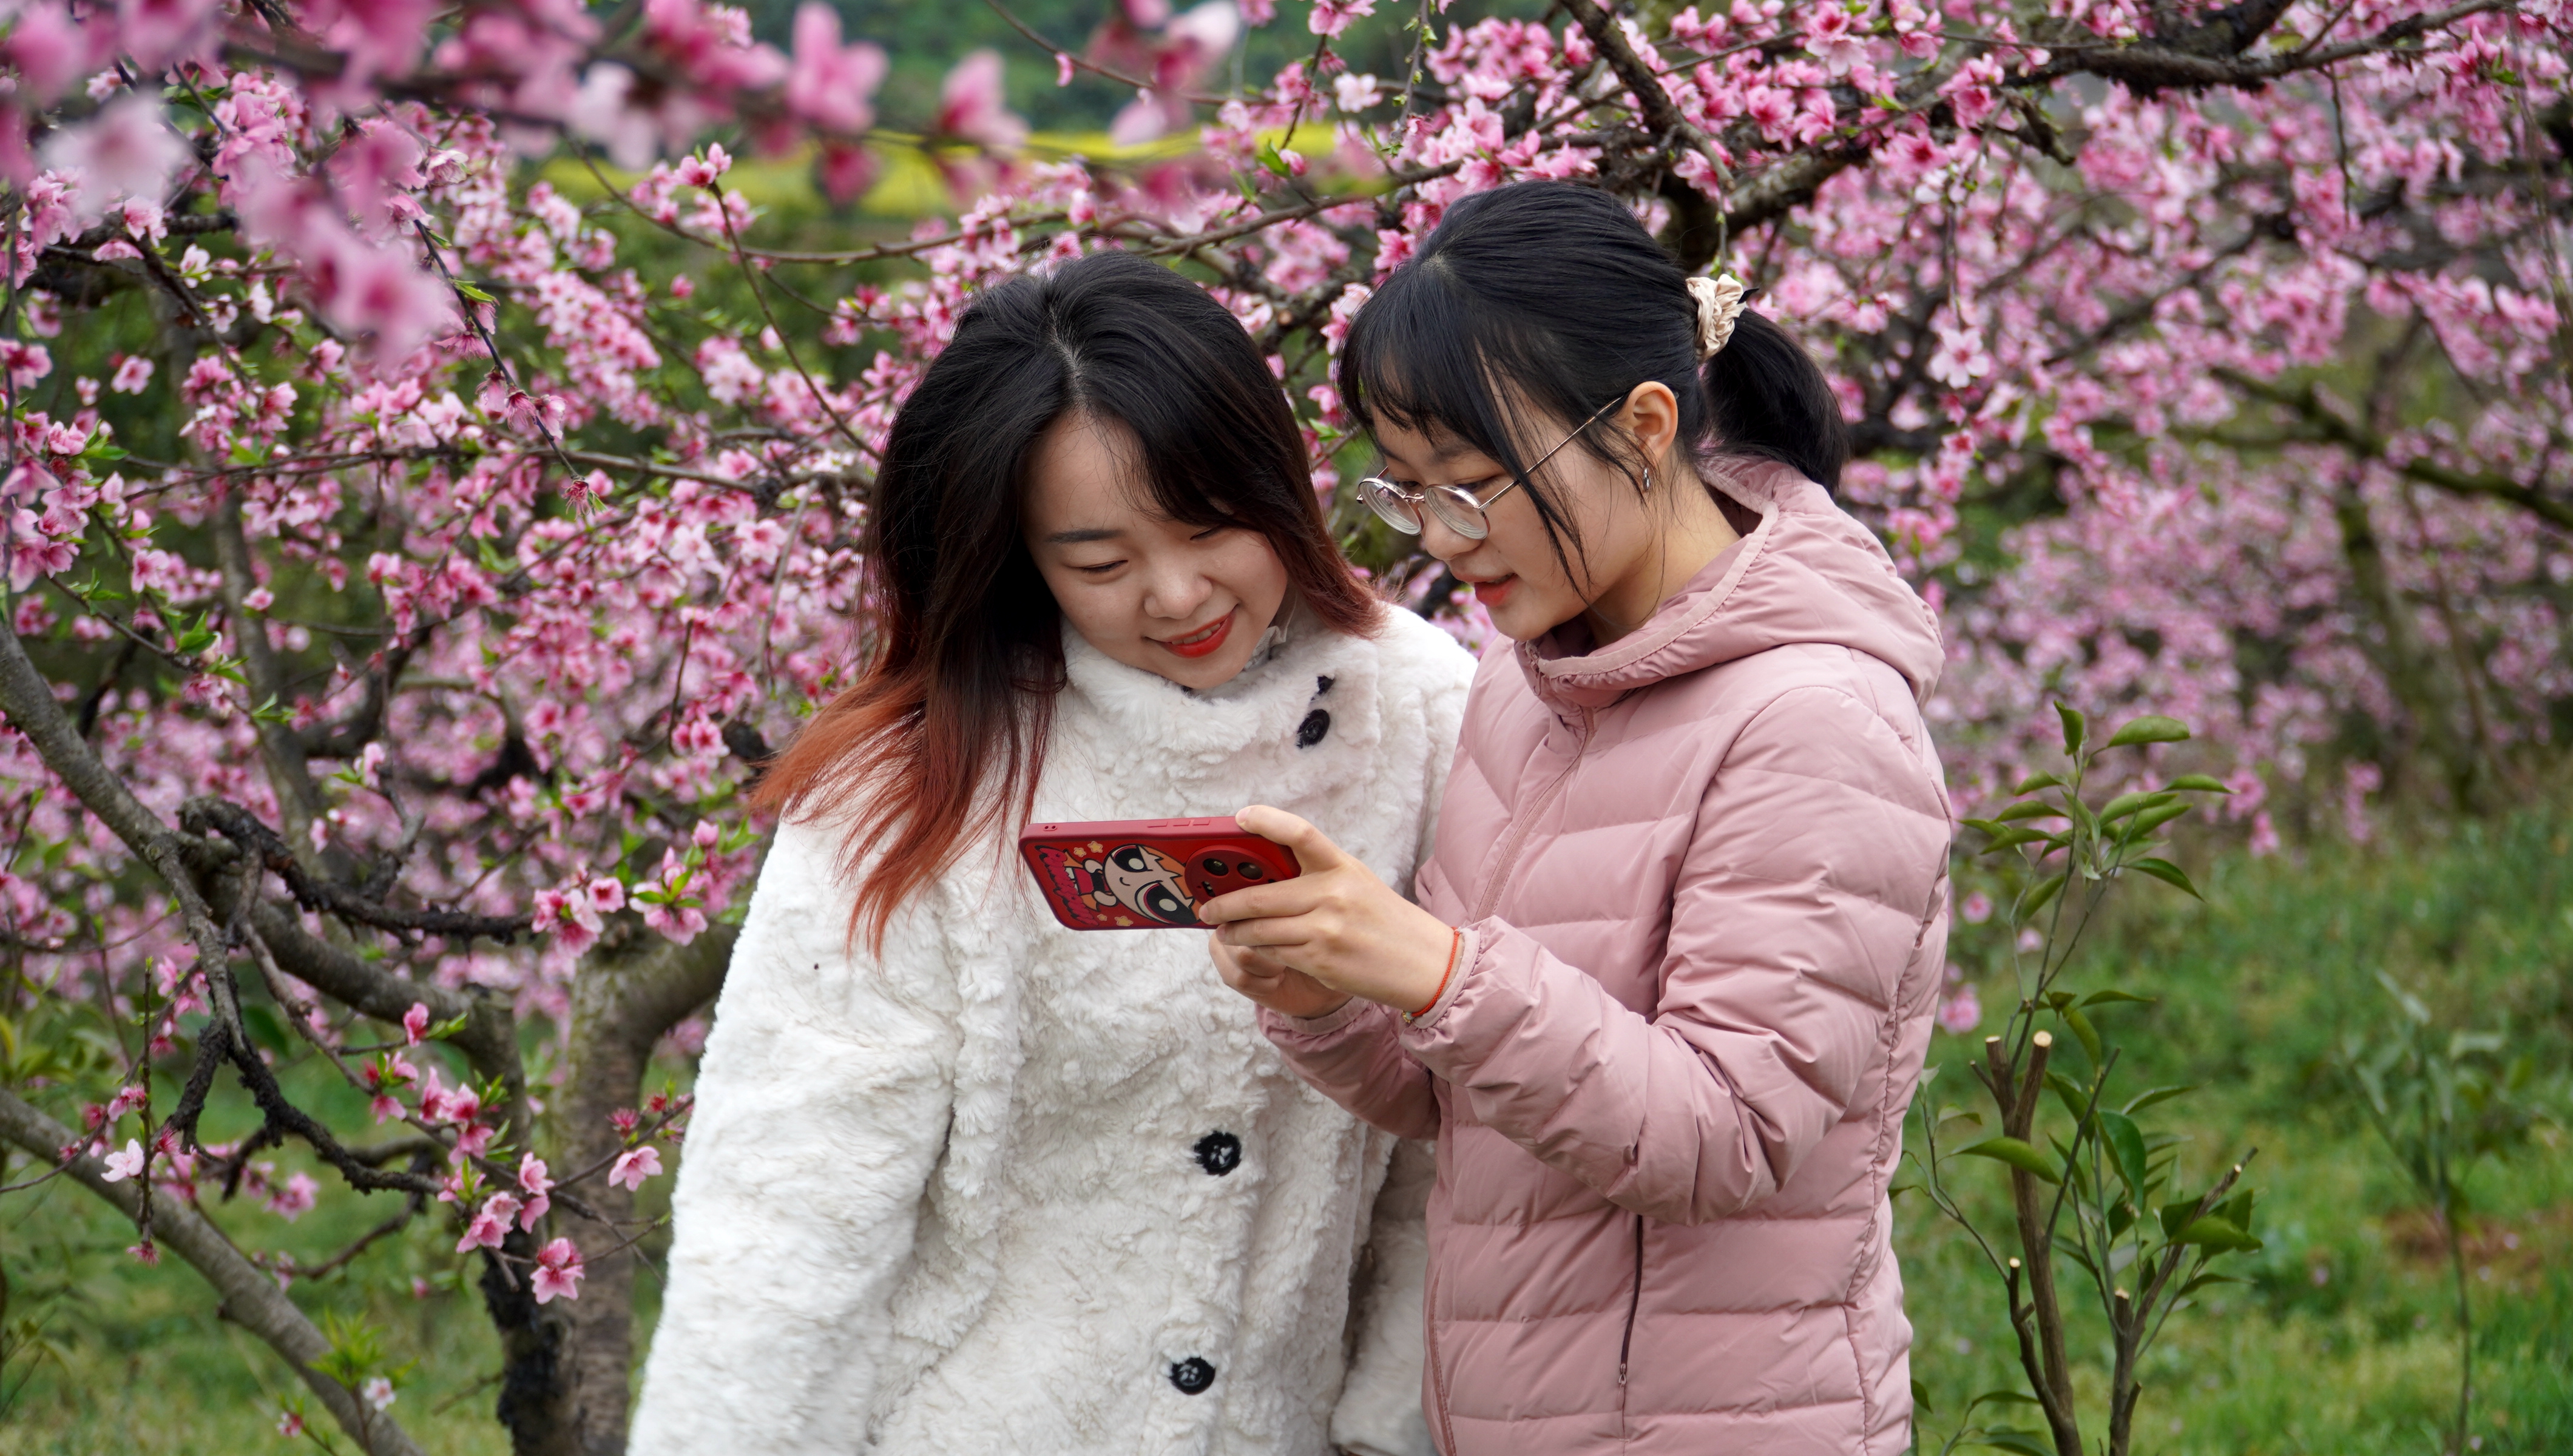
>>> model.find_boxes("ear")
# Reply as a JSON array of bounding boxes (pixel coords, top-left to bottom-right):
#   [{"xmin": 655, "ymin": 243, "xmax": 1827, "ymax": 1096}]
[{"xmin": 1620, "ymin": 382, "xmax": 1683, "ymax": 474}]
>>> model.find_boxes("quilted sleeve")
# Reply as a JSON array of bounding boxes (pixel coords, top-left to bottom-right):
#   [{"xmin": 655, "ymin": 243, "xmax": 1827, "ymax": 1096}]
[
  {"xmin": 629, "ymin": 821, "xmax": 962, "ymax": 1454},
  {"xmin": 1396, "ymin": 684, "xmax": 1950, "ymax": 1224}
]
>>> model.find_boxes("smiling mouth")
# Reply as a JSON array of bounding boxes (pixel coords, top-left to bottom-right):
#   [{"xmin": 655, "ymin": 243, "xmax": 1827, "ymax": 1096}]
[
  {"xmin": 1157, "ymin": 610, "xmax": 1236, "ymax": 659},
  {"xmin": 1466, "ymin": 575, "xmax": 1516, "ymax": 605}
]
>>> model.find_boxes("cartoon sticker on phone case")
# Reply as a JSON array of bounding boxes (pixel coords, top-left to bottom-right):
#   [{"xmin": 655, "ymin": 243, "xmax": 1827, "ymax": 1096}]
[{"xmin": 1026, "ymin": 840, "xmax": 1204, "ymax": 929}]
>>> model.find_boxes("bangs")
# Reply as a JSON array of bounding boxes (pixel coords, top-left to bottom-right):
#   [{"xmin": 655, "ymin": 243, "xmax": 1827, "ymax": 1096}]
[{"xmin": 1341, "ymin": 257, "xmax": 1630, "ymax": 486}]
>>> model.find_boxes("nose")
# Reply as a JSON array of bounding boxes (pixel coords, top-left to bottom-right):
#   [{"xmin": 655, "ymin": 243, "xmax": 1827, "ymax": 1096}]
[
  {"xmin": 1415, "ymin": 509, "xmax": 1481, "ymax": 563},
  {"xmin": 1141, "ymin": 558, "xmax": 1215, "ymax": 622}
]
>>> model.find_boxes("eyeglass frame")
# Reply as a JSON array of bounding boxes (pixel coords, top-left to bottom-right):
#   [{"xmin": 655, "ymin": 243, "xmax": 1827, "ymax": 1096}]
[{"xmin": 1355, "ymin": 396, "xmax": 1625, "ymax": 542}]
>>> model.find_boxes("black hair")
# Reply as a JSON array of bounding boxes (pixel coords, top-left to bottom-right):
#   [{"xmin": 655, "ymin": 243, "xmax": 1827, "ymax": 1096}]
[
  {"xmin": 1340, "ymin": 181, "xmax": 1847, "ymax": 576},
  {"xmin": 761, "ymin": 248, "xmax": 1379, "ymax": 949}
]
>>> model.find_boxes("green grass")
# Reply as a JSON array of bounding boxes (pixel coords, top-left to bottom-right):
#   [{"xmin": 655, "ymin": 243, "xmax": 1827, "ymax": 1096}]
[
  {"xmin": 1904, "ymin": 799, "xmax": 2573, "ymax": 1456},
  {"xmin": 5, "ymin": 800, "xmax": 2570, "ymax": 1453}
]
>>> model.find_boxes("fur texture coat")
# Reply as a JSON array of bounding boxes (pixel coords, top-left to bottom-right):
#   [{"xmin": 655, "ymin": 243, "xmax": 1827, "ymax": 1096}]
[{"xmin": 631, "ymin": 608, "xmax": 1477, "ymax": 1455}]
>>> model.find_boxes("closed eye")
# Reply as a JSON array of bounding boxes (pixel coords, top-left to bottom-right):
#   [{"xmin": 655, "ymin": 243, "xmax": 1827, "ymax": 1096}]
[{"xmin": 1072, "ymin": 559, "xmax": 1128, "ymax": 575}]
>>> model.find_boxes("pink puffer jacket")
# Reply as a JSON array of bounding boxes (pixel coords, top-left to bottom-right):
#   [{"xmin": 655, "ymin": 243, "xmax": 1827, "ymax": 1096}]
[{"xmin": 1263, "ymin": 464, "xmax": 1952, "ymax": 1455}]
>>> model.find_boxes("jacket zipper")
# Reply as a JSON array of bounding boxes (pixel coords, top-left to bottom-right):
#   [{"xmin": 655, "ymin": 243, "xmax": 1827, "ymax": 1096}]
[
  {"xmin": 1616, "ymin": 1212, "xmax": 1643, "ymax": 1388},
  {"xmin": 1467, "ymin": 707, "xmax": 1595, "ymax": 923}
]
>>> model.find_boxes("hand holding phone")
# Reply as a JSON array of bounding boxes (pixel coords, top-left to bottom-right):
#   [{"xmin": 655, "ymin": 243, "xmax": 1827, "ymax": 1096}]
[{"xmin": 1019, "ymin": 817, "xmax": 1303, "ymax": 931}]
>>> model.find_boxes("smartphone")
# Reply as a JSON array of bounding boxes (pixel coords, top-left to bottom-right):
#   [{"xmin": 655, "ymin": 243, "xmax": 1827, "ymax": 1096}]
[{"xmin": 1018, "ymin": 817, "xmax": 1301, "ymax": 931}]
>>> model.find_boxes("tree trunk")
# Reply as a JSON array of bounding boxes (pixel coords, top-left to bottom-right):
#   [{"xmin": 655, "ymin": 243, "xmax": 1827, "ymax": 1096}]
[
  {"xmin": 2332, "ymin": 477, "xmax": 2481, "ymax": 806},
  {"xmin": 539, "ymin": 915, "xmax": 742, "ymax": 1456}
]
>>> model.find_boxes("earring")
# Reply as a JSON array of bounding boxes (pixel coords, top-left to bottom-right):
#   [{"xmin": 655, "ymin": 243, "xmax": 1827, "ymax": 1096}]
[{"xmin": 1641, "ymin": 465, "xmax": 1654, "ymax": 494}]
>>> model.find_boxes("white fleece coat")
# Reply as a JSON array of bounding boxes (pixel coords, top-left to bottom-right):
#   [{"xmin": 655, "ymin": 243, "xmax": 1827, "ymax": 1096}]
[{"xmin": 631, "ymin": 608, "xmax": 1476, "ymax": 1456}]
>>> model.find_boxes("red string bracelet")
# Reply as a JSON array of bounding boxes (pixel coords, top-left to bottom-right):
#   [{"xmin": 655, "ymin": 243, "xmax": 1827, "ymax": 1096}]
[{"xmin": 1410, "ymin": 928, "xmax": 1463, "ymax": 1020}]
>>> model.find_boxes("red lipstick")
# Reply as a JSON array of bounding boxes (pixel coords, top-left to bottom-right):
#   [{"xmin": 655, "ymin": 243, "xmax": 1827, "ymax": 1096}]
[
  {"xmin": 1158, "ymin": 610, "xmax": 1235, "ymax": 659},
  {"xmin": 1471, "ymin": 576, "xmax": 1516, "ymax": 608}
]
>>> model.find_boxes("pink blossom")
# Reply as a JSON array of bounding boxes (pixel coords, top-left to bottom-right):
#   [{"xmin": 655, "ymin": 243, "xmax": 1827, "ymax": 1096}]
[
  {"xmin": 609, "ymin": 1145, "xmax": 664, "ymax": 1191},
  {"xmin": 938, "ymin": 50, "xmax": 1028, "ymax": 150},
  {"xmin": 1, "ymin": 4, "xmax": 97, "ymax": 107},
  {"xmin": 1308, "ymin": 0, "xmax": 1374, "ymax": 38},
  {"xmin": 455, "ymin": 1192, "xmax": 519, "ymax": 1252},
  {"xmin": 116, "ymin": 0, "xmax": 221, "ymax": 70},
  {"xmin": 1959, "ymin": 891, "xmax": 1992, "ymax": 925},
  {"xmin": 266, "ymin": 1171, "xmax": 319, "ymax": 1221},
  {"xmin": 100, "ymin": 1138, "xmax": 144, "ymax": 1182},
  {"xmin": 402, "ymin": 1002, "xmax": 431, "ymax": 1044},
  {"xmin": 109, "ymin": 355, "xmax": 154, "ymax": 394},
  {"xmin": 530, "ymin": 1237, "xmax": 585, "ymax": 1303},
  {"xmin": 1935, "ymin": 983, "xmax": 1983, "ymax": 1035},
  {"xmin": 785, "ymin": 4, "xmax": 887, "ymax": 135},
  {"xmin": 516, "ymin": 1153, "xmax": 553, "ymax": 1228},
  {"xmin": 38, "ymin": 95, "xmax": 191, "ymax": 225},
  {"xmin": 277, "ymin": 1410, "xmax": 306, "ymax": 1437}
]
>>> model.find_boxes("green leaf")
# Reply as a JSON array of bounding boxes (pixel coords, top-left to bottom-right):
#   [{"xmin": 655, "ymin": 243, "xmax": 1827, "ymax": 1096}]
[
  {"xmin": 2128, "ymin": 857, "xmax": 2202, "ymax": 900},
  {"xmin": 1994, "ymin": 800, "xmax": 2068, "ymax": 823},
  {"xmin": 1967, "ymin": 1390, "xmax": 2044, "ymax": 1410},
  {"xmin": 1912, "ymin": 1378, "xmax": 1934, "ymax": 1416},
  {"xmin": 2164, "ymin": 774, "xmax": 2232, "ymax": 793},
  {"xmin": 2045, "ymin": 1070, "xmax": 2091, "ymax": 1124},
  {"xmin": 2020, "ymin": 871, "xmax": 2068, "ymax": 921},
  {"xmin": 455, "ymin": 281, "xmax": 498, "ymax": 303},
  {"xmin": 1978, "ymin": 826, "xmax": 2052, "ymax": 854},
  {"xmin": 1972, "ymin": 1429, "xmax": 2057, "ymax": 1456},
  {"xmin": 2103, "ymin": 714, "xmax": 2191, "ymax": 749},
  {"xmin": 2125, "ymin": 801, "xmax": 2193, "ymax": 837},
  {"xmin": 2079, "ymin": 989, "xmax": 2155, "ymax": 1008},
  {"xmin": 2123, "ymin": 1083, "xmax": 2199, "ymax": 1114},
  {"xmin": 2108, "ymin": 1197, "xmax": 2137, "ymax": 1238},
  {"xmin": 2180, "ymin": 1270, "xmax": 2254, "ymax": 1295},
  {"xmin": 2174, "ymin": 1217, "xmax": 2263, "ymax": 1252},
  {"xmin": 1959, "ymin": 1136, "xmax": 2063, "ymax": 1185},
  {"xmin": 2097, "ymin": 790, "xmax": 2170, "ymax": 823},
  {"xmin": 2010, "ymin": 772, "xmax": 2064, "ymax": 795},
  {"xmin": 2062, "ymin": 1006, "xmax": 2103, "ymax": 1065},
  {"xmin": 2055, "ymin": 702, "xmax": 2087, "ymax": 755},
  {"xmin": 2099, "ymin": 1109, "xmax": 2150, "ymax": 1193}
]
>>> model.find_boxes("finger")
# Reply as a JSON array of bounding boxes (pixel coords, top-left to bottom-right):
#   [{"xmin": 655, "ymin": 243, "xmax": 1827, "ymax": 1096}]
[
  {"xmin": 1233, "ymin": 804, "xmax": 1354, "ymax": 876},
  {"xmin": 1199, "ymin": 878, "xmax": 1327, "ymax": 926},
  {"xmin": 1215, "ymin": 915, "xmax": 1314, "ymax": 953}
]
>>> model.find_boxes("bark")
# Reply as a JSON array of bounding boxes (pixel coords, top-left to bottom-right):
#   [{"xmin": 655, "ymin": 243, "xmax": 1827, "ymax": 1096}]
[
  {"xmin": 2331, "ymin": 477, "xmax": 2482, "ymax": 805},
  {"xmin": 0, "ymin": 1089, "xmax": 427, "ymax": 1456},
  {"xmin": 548, "ymin": 926, "xmax": 741, "ymax": 1456}
]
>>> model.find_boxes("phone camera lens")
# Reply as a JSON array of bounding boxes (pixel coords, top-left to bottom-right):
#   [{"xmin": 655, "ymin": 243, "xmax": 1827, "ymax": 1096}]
[
  {"xmin": 1237, "ymin": 861, "xmax": 1265, "ymax": 880},
  {"xmin": 1200, "ymin": 856, "xmax": 1228, "ymax": 876}
]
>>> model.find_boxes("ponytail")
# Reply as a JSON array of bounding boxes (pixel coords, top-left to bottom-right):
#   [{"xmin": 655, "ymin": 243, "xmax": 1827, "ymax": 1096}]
[{"xmin": 1701, "ymin": 309, "xmax": 1847, "ymax": 490}]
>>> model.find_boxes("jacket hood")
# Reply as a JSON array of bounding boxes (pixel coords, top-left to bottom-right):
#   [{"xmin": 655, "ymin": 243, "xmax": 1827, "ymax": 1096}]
[{"xmin": 1518, "ymin": 461, "xmax": 1944, "ymax": 713}]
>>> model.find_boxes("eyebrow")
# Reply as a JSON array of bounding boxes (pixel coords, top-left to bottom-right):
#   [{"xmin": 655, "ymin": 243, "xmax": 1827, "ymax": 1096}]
[{"xmin": 1042, "ymin": 527, "xmax": 1123, "ymax": 545}]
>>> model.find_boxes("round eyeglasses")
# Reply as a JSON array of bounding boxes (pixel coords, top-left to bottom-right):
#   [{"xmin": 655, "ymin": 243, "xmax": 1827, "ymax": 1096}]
[{"xmin": 1354, "ymin": 398, "xmax": 1622, "ymax": 542}]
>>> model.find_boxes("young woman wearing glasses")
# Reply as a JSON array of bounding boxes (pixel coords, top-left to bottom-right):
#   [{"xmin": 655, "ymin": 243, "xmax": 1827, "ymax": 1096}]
[{"xmin": 1200, "ymin": 181, "xmax": 1955, "ymax": 1455}]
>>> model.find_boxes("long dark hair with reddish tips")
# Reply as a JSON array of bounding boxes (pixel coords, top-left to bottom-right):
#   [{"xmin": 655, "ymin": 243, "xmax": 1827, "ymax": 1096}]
[{"xmin": 754, "ymin": 249, "xmax": 1383, "ymax": 951}]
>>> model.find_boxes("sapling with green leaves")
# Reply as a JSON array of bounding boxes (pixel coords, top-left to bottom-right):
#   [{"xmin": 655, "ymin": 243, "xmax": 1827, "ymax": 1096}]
[
  {"xmin": 1906, "ymin": 706, "xmax": 2257, "ymax": 1456},
  {"xmin": 2340, "ymin": 973, "xmax": 2549, "ymax": 1456}
]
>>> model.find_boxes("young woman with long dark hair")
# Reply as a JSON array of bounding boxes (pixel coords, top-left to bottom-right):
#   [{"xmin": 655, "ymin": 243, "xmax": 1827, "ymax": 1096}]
[
  {"xmin": 632, "ymin": 251, "xmax": 1471, "ymax": 1456},
  {"xmin": 1202, "ymin": 181, "xmax": 1955, "ymax": 1455}
]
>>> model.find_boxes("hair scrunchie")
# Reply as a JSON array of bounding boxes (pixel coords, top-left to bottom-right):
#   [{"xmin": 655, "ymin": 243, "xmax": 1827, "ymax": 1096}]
[{"xmin": 1688, "ymin": 273, "xmax": 1749, "ymax": 360}]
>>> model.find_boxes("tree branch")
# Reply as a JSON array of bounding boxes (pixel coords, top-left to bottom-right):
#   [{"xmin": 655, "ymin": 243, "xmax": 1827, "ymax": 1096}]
[{"xmin": 0, "ymin": 1088, "xmax": 428, "ymax": 1456}]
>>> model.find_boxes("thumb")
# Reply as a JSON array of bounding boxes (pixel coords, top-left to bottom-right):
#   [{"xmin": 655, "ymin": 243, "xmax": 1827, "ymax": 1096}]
[{"xmin": 1234, "ymin": 804, "xmax": 1351, "ymax": 875}]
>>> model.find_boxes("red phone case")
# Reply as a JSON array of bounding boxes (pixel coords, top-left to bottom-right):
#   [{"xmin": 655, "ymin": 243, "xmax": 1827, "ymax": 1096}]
[{"xmin": 1018, "ymin": 817, "xmax": 1302, "ymax": 930}]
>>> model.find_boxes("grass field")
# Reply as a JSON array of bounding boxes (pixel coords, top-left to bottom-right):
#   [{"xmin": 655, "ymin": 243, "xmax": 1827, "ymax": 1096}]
[{"xmin": 4, "ymin": 801, "xmax": 2568, "ymax": 1454}]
